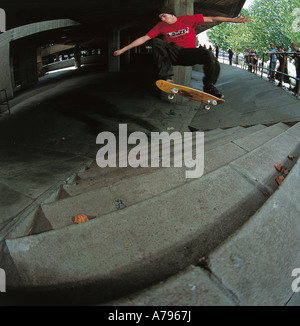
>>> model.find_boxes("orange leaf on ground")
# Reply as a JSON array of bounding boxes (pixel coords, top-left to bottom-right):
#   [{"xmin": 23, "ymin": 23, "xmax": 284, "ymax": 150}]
[
  {"xmin": 275, "ymin": 162, "xmax": 283, "ymax": 172},
  {"xmin": 283, "ymin": 169, "xmax": 289, "ymax": 175},
  {"xmin": 74, "ymin": 214, "xmax": 89, "ymax": 224},
  {"xmin": 275, "ymin": 175, "xmax": 285, "ymax": 185}
]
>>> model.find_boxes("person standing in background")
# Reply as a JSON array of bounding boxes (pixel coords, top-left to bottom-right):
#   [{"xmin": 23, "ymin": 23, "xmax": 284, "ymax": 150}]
[
  {"xmin": 228, "ymin": 48, "xmax": 234, "ymax": 65},
  {"xmin": 266, "ymin": 43, "xmax": 277, "ymax": 82},
  {"xmin": 215, "ymin": 43, "xmax": 219, "ymax": 59},
  {"xmin": 291, "ymin": 42, "xmax": 300, "ymax": 95}
]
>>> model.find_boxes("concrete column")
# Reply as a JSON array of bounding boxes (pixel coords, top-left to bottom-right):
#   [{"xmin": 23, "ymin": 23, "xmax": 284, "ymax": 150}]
[
  {"xmin": 74, "ymin": 45, "xmax": 81, "ymax": 68},
  {"xmin": 18, "ymin": 45, "xmax": 38, "ymax": 89},
  {"xmin": 124, "ymin": 35, "xmax": 131, "ymax": 65},
  {"xmin": 108, "ymin": 28, "xmax": 120, "ymax": 72},
  {"xmin": 0, "ymin": 32, "xmax": 14, "ymax": 99},
  {"xmin": 37, "ymin": 47, "xmax": 43, "ymax": 76},
  {"xmin": 163, "ymin": 0, "xmax": 194, "ymax": 103}
]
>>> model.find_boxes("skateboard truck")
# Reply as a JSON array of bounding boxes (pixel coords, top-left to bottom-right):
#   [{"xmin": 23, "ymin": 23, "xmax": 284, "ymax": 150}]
[
  {"xmin": 204, "ymin": 99, "xmax": 218, "ymax": 111},
  {"xmin": 168, "ymin": 88, "xmax": 179, "ymax": 100}
]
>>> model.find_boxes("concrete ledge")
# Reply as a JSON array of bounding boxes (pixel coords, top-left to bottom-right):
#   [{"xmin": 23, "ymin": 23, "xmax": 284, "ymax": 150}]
[
  {"xmin": 104, "ymin": 265, "xmax": 235, "ymax": 306},
  {"xmin": 4, "ymin": 165, "xmax": 265, "ymax": 304},
  {"xmin": 38, "ymin": 130, "xmax": 249, "ymax": 231},
  {"xmin": 230, "ymin": 131, "xmax": 300, "ymax": 195},
  {"xmin": 232, "ymin": 123, "xmax": 289, "ymax": 152},
  {"xmin": 208, "ymin": 158, "xmax": 300, "ymax": 306}
]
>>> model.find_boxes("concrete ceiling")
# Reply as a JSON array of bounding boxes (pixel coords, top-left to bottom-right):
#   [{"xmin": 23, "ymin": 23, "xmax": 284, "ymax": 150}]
[{"xmin": 1, "ymin": 0, "xmax": 246, "ymax": 46}]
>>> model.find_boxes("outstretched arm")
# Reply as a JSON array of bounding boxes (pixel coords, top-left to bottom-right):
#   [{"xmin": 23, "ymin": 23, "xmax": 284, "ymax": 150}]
[
  {"xmin": 113, "ymin": 35, "xmax": 151, "ymax": 56},
  {"xmin": 204, "ymin": 13, "xmax": 251, "ymax": 24}
]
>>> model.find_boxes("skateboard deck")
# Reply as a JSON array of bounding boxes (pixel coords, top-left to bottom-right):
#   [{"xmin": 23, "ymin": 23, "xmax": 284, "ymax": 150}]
[{"xmin": 156, "ymin": 80, "xmax": 225, "ymax": 110}]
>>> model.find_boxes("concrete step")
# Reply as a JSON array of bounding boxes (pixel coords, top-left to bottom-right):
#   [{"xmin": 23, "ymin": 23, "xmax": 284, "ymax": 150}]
[
  {"xmin": 32, "ymin": 128, "xmax": 258, "ymax": 232},
  {"xmin": 103, "ymin": 144, "xmax": 300, "ymax": 307},
  {"xmin": 207, "ymin": 157, "xmax": 300, "ymax": 306},
  {"xmin": 232, "ymin": 122, "xmax": 289, "ymax": 152},
  {"xmin": 102, "ymin": 124, "xmax": 300, "ymax": 306},
  {"xmin": 204, "ymin": 126, "xmax": 244, "ymax": 142},
  {"xmin": 62, "ymin": 165, "xmax": 160, "ymax": 197},
  {"xmin": 229, "ymin": 125, "xmax": 300, "ymax": 195},
  {"xmin": 63, "ymin": 126, "xmax": 250, "ymax": 185},
  {"xmin": 204, "ymin": 124, "xmax": 267, "ymax": 151},
  {"xmin": 3, "ymin": 163, "xmax": 266, "ymax": 304},
  {"xmin": 34, "ymin": 147, "xmax": 246, "ymax": 232},
  {"xmin": 103, "ymin": 265, "xmax": 236, "ymax": 306},
  {"xmin": 62, "ymin": 125, "xmax": 265, "ymax": 198},
  {"xmin": 67, "ymin": 131, "xmax": 197, "ymax": 182},
  {"xmin": 3, "ymin": 122, "xmax": 299, "ymax": 305},
  {"xmin": 31, "ymin": 123, "xmax": 295, "ymax": 233}
]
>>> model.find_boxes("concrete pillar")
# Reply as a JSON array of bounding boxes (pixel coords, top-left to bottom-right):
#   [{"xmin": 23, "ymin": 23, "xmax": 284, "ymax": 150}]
[
  {"xmin": 124, "ymin": 35, "xmax": 131, "ymax": 65},
  {"xmin": 74, "ymin": 45, "xmax": 81, "ymax": 68},
  {"xmin": 37, "ymin": 47, "xmax": 43, "ymax": 76},
  {"xmin": 18, "ymin": 45, "xmax": 38, "ymax": 89},
  {"xmin": 0, "ymin": 32, "xmax": 14, "ymax": 99},
  {"xmin": 163, "ymin": 0, "xmax": 194, "ymax": 103},
  {"xmin": 108, "ymin": 28, "xmax": 120, "ymax": 72}
]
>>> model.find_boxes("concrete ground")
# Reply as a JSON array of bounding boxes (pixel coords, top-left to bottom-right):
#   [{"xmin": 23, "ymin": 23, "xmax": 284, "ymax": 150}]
[
  {"xmin": 0, "ymin": 59, "xmax": 300, "ymax": 305},
  {"xmin": 0, "ymin": 61, "xmax": 198, "ymax": 227}
]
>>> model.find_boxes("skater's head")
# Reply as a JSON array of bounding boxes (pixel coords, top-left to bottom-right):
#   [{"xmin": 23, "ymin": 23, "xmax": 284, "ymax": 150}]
[{"xmin": 157, "ymin": 5, "xmax": 177, "ymax": 24}]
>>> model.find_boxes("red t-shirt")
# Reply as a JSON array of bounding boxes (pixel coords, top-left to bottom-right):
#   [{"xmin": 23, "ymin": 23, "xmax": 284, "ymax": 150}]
[{"xmin": 146, "ymin": 14, "xmax": 204, "ymax": 48}]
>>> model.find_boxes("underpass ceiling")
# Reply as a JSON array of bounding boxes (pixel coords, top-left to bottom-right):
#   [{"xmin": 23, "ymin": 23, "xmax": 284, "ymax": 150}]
[{"xmin": 1, "ymin": 0, "xmax": 246, "ymax": 46}]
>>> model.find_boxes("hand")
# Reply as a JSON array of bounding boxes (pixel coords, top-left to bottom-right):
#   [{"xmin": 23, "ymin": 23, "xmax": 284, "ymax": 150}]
[
  {"xmin": 235, "ymin": 13, "xmax": 251, "ymax": 23},
  {"xmin": 113, "ymin": 50, "xmax": 123, "ymax": 56}
]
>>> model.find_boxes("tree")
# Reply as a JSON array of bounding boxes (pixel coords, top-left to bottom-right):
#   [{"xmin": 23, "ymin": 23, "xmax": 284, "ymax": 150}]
[{"xmin": 206, "ymin": 0, "xmax": 300, "ymax": 56}]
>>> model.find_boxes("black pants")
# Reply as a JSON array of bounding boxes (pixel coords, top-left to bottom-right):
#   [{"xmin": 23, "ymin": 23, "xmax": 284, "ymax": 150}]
[{"xmin": 151, "ymin": 38, "xmax": 220, "ymax": 86}]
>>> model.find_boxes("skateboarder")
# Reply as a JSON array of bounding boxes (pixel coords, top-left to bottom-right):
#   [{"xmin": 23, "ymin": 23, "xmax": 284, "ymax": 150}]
[{"xmin": 113, "ymin": 6, "xmax": 251, "ymax": 98}]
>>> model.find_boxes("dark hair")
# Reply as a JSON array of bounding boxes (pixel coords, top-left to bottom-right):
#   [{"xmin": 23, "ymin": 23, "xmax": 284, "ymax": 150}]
[{"xmin": 157, "ymin": 5, "xmax": 176, "ymax": 16}]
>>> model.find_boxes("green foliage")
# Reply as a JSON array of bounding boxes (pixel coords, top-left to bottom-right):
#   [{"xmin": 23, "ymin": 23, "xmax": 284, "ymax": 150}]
[{"xmin": 206, "ymin": 0, "xmax": 300, "ymax": 55}]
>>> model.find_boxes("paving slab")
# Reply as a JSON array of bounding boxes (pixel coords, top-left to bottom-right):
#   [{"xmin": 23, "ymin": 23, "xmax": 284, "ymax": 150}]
[
  {"xmin": 0, "ymin": 143, "xmax": 91, "ymax": 199},
  {"xmin": 0, "ymin": 183, "xmax": 33, "ymax": 224},
  {"xmin": 286, "ymin": 121, "xmax": 300, "ymax": 141},
  {"xmin": 204, "ymin": 124, "xmax": 266, "ymax": 152},
  {"xmin": 64, "ymin": 166, "xmax": 158, "ymax": 197},
  {"xmin": 204, "ymin": 142, "xmax": 246, "ymax": 174},
  {"xmin": 41, "ymin": 185, "xmax": 116, "ymax": 230},
  {"xmin": 287, "ymin": 293, "xmax": 300, "ymax": 306},
  {"xmin": 208, "ymin": 159, "xmax": 300, "ymax": 306},
  {"xmin": 232, "ymin": 123, "xmax": 290, "ymax": 152},
  {"xmin": 104, "ymin": 265, "xmax": 235, "ymax": 306}
]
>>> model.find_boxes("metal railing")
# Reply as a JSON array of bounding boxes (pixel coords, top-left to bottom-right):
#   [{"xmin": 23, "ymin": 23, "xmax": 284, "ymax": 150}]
[
  {"xmin": 0, "ymin": 89, "xmax": 10, "ymax": 115},
  {"xmin": 217, "ymin": 50, "xmax": 300, "ymax": 99}
]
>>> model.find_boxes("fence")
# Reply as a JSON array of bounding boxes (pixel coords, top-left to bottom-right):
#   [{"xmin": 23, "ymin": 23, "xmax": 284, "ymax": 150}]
[
  {"xmin": 217, "ymin": 50, "xmax": 300, "ymax": 99},
  {"xmin": 0, "ymin": 89, "xmax": 10, "ymax": 115}
]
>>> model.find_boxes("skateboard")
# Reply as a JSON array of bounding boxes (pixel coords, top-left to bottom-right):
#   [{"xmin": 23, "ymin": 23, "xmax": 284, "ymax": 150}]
[{"xmin": 156, "ymin": 80, "xmax": 225, "ymax": 110}]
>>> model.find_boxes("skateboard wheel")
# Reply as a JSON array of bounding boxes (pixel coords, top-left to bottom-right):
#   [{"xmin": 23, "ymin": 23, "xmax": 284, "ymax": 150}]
[
  {"xmin": 212, "ymin": 100, "xmax": 217, "ymax": 106},
  {"xmin": 170, "ymin": 88, "xmax": 179, "ymax": 94},
  {"xmin": 204, "ymin": 105, "xmax": 211, "ymax": 111},
  {"xmin": 168, "ymin": 94, "xmax": 175, "ymax": 100}
]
